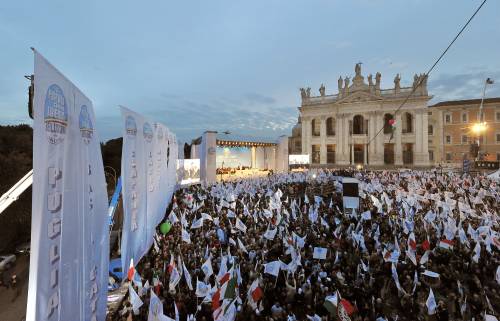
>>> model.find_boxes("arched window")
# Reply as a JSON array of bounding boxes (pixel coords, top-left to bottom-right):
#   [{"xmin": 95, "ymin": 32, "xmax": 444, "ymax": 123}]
[
  {"xmin": 383, "ymin": 113, "xmax": 394, "ymax": 134},
  {"xmin": 428, "ymin": 124, "xmax": 433, "ymax": 135},
  {"xmin": 352, "ymin": 115, "xmax": 365, "ymax": 135},
  {"xmin": 311, "ymin": 119, "xmax": 320, "ymax": 136},
  {"xmin": 326, "ymin": 117, "xmax": 335, "ymax": 136},
  {"xmin": 402, "ymin": 112, "xmax": 413, "ymax": 133}
]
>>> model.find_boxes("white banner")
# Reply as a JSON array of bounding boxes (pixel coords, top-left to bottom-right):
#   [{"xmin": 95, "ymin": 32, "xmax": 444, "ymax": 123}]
[
  {"xmin": 27, "ymin": 50, "xmax": 109, "ymax": 321},
  {"xmin": 120, "ymin": 107, "xmax": 177, "ymax": 274}
]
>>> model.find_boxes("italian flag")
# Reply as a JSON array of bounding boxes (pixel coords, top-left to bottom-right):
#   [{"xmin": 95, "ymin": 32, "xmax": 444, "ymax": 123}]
[
  {"xmin": 323, "ymin": 294, "xmax": 338, "ymax": 316},
  {"xmin": 167, "ymin": 254, "xmax": 175, "ymax": 274},
  {"xmin": 439, "ymin": 239, "xmax": 454, "ymax": 250},
  {"xmin": 247, "ymin": 279, "xmax": 263, "ymax": 309},
  {"xmin": 127, "ymin": 259, "xmax": 135, "ymax": 281}
]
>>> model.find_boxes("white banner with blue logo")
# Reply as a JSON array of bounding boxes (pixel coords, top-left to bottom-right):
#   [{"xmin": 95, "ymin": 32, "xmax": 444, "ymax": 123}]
[
  {"xmin": 120, "ymin": 107, "xmax": 178, "ymax": 274},
  {"xmin": 27, "ymin": 50, "xmax": 109, "ymax": 321}
]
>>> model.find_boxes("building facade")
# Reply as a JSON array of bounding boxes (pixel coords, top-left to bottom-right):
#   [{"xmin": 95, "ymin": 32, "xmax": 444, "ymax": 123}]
[
  {"xmin": 296, "ymin": 63, "xmax": 432, "ymax": 167},
  {"xmin": 428, "ymin": 98, "xmax": 500, "ymax": 166}
]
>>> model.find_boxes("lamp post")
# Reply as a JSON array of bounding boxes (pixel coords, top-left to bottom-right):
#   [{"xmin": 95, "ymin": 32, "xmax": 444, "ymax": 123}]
[{"xmin": 472, "ymin": 78, "xmax": 494, "ymax": 160}]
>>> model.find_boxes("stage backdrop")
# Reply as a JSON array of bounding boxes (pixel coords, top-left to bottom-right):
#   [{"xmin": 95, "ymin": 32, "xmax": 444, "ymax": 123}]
[
  {"xmin": 120, "ymin": 107, "xmax": 177, "ymax": 275},
  {"xmin": 27, "ymin": 50, "xmax": 109, "ymax": 321},
  {"xmin": 177, "ymin": 159, "xmax": 201, "ymax": 185},
  {"xmin": 216, "ymin": 146, "xmax": 251, "ymax": 168}
]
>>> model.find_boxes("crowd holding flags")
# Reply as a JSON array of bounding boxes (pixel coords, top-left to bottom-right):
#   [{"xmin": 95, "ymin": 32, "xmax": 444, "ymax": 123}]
[{"xmin": 113, "ymin": 168, "xmax": 500, "ymax": 321}]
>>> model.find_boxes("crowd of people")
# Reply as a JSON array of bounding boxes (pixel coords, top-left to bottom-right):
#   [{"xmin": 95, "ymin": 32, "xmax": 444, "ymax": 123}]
[{"xmin": 112, "ymin": 169, "xmax": 500, "ymax": 321}]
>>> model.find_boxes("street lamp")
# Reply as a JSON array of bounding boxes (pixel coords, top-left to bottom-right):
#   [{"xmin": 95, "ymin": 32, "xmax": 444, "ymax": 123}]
[{"xmin": 472, "ymin": 78, "xmax": 494, "ymax": 160}]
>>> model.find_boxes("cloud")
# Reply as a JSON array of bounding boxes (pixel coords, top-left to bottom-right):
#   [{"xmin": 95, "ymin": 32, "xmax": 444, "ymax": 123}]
[
  {"xmin": 429, "ymin": 70, "xmax": 500, "ymax": 103},
  {"xmin": 96, "ymin": 92, "xmax": 297, "ymax": 143}
]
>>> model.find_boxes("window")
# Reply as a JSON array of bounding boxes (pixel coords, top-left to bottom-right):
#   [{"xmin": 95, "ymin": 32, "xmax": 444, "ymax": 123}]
[
  {"xmin": 352, "ymin": 115, "xmax": 366, "ymax": 135},
  {"xmin": 402, "ymin": 113, "xmax": 413, "ymax": 133},
  {"xmin": 429, "ymin": 150, "xmax": 434, "ymax": 161},
  {"xmin": 327, "ymin": 144, "xmax": 335, "ymax": 163},
  {"xmin": 312, "ymin": 145, "xmax": 320, "ymax": 163},
  {"xmin": 428, "ymin": 112, "xmax": 433, "ymax": 116},
  {"xmin": 462, "ymin": 112, "xmax": 468, "ymax": 123},
  {"xmin": 462, "ymin": 135, "xmax": 468, "ymax": 144},
  {"xmin": 326, "ymin": 117, "xmax": 335, "ymax": 136},
  {"xmin": 312, "ymin": 119, "xmax": 320, "ymax": 136},
  {"xmin": 446, "ymin": 153, "xmax": 452, "ymax": 161},
  {"xmin": 497, "ymin": 153, "xmax": 500, "ymax": 161},
  {"xmin": 384, "ymin": 113, "xmax": 394, "ymax": 134},
  {"xmin": 445, "ymin": 113, "xmax": 452, "ymax": 124},
  {"xmin": 428, "ymin": 124, "xmax": 434, "ymax": 136},
  {"xmin": 496, "ymin": 112, "xmax": 500, "ymax": 122},
  {"xmin": 496, "ymin": 133, "xmax": 500, "ymax": 143},
  {"xmin": 445, "ymin": 135, "xmax": 451, "ymax": 144}
]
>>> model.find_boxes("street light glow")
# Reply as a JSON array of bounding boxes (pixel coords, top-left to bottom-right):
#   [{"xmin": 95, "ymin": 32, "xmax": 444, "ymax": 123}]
[{"xmin": 471, "ymin": 122, "xmax": 487, "ymax": 134}]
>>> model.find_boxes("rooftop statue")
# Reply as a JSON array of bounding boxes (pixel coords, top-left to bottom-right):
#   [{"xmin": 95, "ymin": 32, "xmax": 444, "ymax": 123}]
[
  {"xmin": 319, "ymin": 84, "xmax": 326, "ymax": 97},
  {"xmin": 394, "ymin": 73, "xmax": 401, "ymax": 92},
  {"xmin": 300, "ymin": 88, "xmax": 307, "ymax": 100},
  {"xmin": 338, "ymin": 77, "xmax": 343, "ymax": 95},
  {"xmin": 355, "ymin": 63, "xmax": 362, "ymax": 77}
]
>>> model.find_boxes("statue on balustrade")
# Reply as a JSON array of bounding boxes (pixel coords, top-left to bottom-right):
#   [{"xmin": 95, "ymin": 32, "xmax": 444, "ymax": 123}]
[
  {"xmin": 319, "ymin": 84, "xmax": 326, "ymax": 97},
  {"xmin": 355, "ymin": 63, "xmax": 362, "ymax": 77},
  {"xmin": 394, "ymin": 73, "xmax": 401, "ymax": 92},
  {"xmin": 375, "ymin": 72, "xmax": 381, "ymax": 93},
  {"xmin": 343, "ymin": 77, "xmax": 350, "ymax": 95},
  {"xmin": 338, "ymin": 77, "xmax": 343, "ymax": 95},
  {"xmin": 306, "ymin": 87, "xmax": 311, "ymax": 98},
  {"xmin": 300, "ymin": 88, "xmax": 307, "ymax": 100}
]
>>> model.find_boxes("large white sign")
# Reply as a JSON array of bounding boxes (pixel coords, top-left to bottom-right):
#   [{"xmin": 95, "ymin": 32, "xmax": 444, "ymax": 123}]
[
  {"xmin": 289, "ymin": 154, "xmax": 310, "ymax": 165},
  {"xmin": 120, "ymin": 107, "xmax": 177, "ymax": 274},
  {"xmin": 27, "ymin": 50, "xmax": 109, "ymax": 321}
]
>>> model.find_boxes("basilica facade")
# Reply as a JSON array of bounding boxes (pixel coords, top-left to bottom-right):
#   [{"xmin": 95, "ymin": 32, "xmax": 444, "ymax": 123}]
[{"xmin": 293, "ymin": 63, "xmax": 432, "ymax": 167}]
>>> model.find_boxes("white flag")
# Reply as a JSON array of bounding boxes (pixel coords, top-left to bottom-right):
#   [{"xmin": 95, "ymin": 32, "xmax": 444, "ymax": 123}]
[
  {"xmin": 264, "ymin": 261, "xmax": 281, "ymax": 277},
  {"xmin": 195, "ymin": 279, "xmax": 210, "ymax": 297},
  {"xmin": 202, "ymin": 257, "xmax": 214, "ymax": 279},
  {"xmin": 182, "ymin": 228, "xmax": 191, "ymax": 244},
  {"xmin": 313, "ymin": 247, "xmax": 328, "ymax": 260},
  {"xmin": 191, "ymin": 217, "xmax": 203, "ymax": 229},
  {"xmin": 168, "ymin": 211, "xmax": 179, "ymax": 224},
  {"xmin": 235, "ymin": 218, "xmax": 247, "ymax": 233},
  {"xmin": 148, "ymin": 290, "xmax": 168, "ymax": 321},
  {"xmin": 263, "ymin": 226, "xmax": 277, "ymax": 240},
  {"xmin": 426, "ymin": 288, "xmax": 437, "ymax": 315},
  {"xmin": 238, "ymin": 238, "xmax": 248, "ymax": 254},
  {"xmin": 169, "ymin": 267, "xmax": 181, "ymax": 290},
  {"xmin": 472, "ymin": 242, "xmax": 481, "ymax": 263},
  {"xmin": 129, "ymin": 284, "xmax": 144, "ymax": 315},
  {"xmin": 182, "ymin": 261, "xmax": 193, "ymax": 291}
]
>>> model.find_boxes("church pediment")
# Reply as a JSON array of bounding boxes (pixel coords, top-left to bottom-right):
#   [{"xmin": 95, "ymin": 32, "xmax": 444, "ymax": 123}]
[{"xmin": 335, "ymin": 90, "xmax": 384, "ymax": 104}]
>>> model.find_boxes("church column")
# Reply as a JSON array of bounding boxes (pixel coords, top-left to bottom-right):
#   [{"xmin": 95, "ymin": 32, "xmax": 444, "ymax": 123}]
[
  {"xmin": 374, "ymin": 111, "xmax": 384, "ymax": 165},
  {"xmin": 350, "ymin": 143, "xmax": 354, "ymax": 165},
  {"xmin": 301, "ymin": 117, "xmax": 312, "ymax": 163},
  {"xmin": 422, "ymin": 111, "xmax": 429, "ymax": 165},
  {"xmin": 345, "ymin": 115, "xmax": 351, "ymax": 163},
  {"xmin": 368, "ymin": 111, "xmax": 375, "ymax": 164},
  {"xmin": 395, "ymin": 113, "xmax": 403, "ymax": 165},
  {"xmin": 320, "ymin": 116, "xmax": 327, "ymax": 164},
  {"xmin": 414, "ymin": 109, "xmax": 429, "ymax": 166},
  {"xmin": 336, "ymin": 116, "xmax": 343, "ymax": 164},
  {"xmin": 301, "ymin": 117, "xmax": 307, "ymax": 156},
  {"xmin": 364, "ymin": 143, "xmax": 368, "ymax": 165}
]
